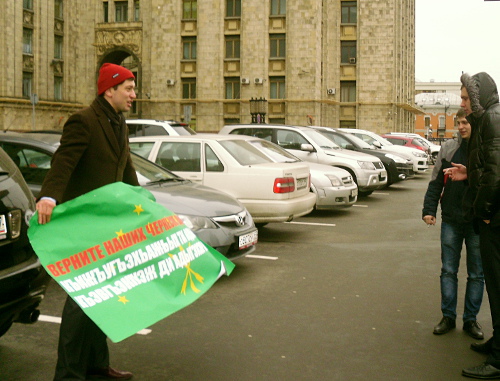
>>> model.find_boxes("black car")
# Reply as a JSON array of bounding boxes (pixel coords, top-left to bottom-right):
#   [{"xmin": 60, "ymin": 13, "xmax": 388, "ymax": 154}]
[
  {"xmin": 0, "ymin": 146, "xmax": 51, "ymax": 338},
  {"xmin": 311, "ymin": 127, "xmax": 414, "ymax": 186}
]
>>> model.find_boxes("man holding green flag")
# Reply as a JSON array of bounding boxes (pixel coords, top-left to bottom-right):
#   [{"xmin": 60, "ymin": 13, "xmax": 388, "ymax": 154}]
[{"xmin": 36, "ymin": 63, "xmax": 139, "ymax": 380}]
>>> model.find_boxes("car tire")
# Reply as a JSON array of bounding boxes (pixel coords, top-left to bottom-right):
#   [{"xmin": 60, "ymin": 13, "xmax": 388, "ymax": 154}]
[
  {"xmin": 0, "ymin": 321, "xmax": 13, "ymax": 338},
  {"xmin": 358, "ymin": 190, "xmax": 373, "ymax": 197}
]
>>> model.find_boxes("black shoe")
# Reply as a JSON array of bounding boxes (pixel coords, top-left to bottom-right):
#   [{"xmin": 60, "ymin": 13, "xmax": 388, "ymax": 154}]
[
  {"xmin": 87, "ymin": 366, "xmax": 133, "ymax": 380},
  {"xmin": 471, "ymin": 337, "xmax": 494, "ymax": 355},
  {"xmin": 462, "ymin": 363, "xmax": 500, "ymax": 379},
  {"xmin": 464, "ymin": 320, "xmax": 484, "ymax": 340},
  {"xmin": 433, "ymin": 316, "xmax": 456, "ymax": 335}
]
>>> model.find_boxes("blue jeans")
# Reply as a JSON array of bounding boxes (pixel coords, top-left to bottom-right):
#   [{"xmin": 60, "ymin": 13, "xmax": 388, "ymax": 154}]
[{"xmin": 440, "ymin": 221, "xmax": 484, "ymax": 322}]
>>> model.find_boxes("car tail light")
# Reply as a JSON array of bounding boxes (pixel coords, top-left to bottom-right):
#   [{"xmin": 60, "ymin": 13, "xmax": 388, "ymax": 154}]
[
  {"xmin": 274, "ymin": 177, "xmax": 295, "ymax": 193},
  {"xmin": 8, "ymin": 209, "xmax": 22, "ymax": 239}
]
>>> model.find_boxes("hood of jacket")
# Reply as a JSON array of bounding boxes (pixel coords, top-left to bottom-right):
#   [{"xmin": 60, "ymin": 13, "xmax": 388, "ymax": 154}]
[{"xmin": 461, "ymin": 72, "xmax": 499, "ymax": 118}]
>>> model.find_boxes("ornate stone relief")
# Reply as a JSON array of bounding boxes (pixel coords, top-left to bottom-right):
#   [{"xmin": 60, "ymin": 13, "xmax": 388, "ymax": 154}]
[
  {"xmin": 23, "ymin": 10, "xmax": 34, "ymax": 26},
  {"xmin": 95, "ymin": 29, "xmax": 142, "ymax": 59}
]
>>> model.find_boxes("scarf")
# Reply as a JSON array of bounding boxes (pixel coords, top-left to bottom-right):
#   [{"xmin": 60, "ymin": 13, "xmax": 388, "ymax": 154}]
[{"xmin": 96, "ymin": 95, "xmax": 126, "ymax": 149}]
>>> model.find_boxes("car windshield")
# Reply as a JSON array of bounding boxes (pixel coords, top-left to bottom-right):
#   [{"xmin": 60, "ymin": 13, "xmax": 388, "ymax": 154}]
[
  {"xmin": 321, "ymin": 130, "xmax": 373, "ymax": 150},
  {"xmin": 354, "ymin": 132, "xmax": 393, "ymax": 147},
  {"xmin": 302, "ymin": 129, "xmax": 341, "ymax": 150},
  {"xmin": 247, "ymin": 139, "xmax": 300, "ymax": 163},
  {"xmin": 130, "ymin": 153, "xmax": 182, "ymax": 185},
  {"xmin": 129, "ymin": 141, "xmax": 155, "ymax": 158},
  {"xmin": 218, "ymin": 140, "xmax": 275, "ymax": 165},
  {"xmin": 171, "ymin": 124, "xmax": 197, "ymax": 135}
]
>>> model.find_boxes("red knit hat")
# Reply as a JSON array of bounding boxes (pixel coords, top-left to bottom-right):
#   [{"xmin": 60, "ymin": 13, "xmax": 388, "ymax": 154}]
[{"xmin": 97, "ymin": 63, "xmax": 135, "ymax": 95}]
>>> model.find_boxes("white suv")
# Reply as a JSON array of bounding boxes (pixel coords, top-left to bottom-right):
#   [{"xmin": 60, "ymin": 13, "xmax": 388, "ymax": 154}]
[
  {"xmin": 220, "ymin": 124, "xmax": 387, "ymax": 196},
  {"xmin": 340, "ymin": 128, "xmax": 429, "ymax": 173},
  {"xmin": 126, "ymin": 119, "xmax": 196, "ymax": 137}
]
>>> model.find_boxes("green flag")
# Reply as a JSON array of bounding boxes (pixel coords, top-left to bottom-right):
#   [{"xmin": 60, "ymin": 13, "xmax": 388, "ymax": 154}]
[{"xmin": 28, "ymin": 182, "xmax": 235, "ymax": 342}]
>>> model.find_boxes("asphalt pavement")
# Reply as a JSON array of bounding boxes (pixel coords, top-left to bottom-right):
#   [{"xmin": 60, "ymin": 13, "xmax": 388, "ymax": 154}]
[{"xmin": 0, "ymin": 170, "xmax": 492, "ymax": 381}]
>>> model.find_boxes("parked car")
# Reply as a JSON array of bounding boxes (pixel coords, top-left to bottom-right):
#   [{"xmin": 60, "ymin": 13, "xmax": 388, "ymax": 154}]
[
  {"xmin": 239, "ymin": 137, "xmax": 358, "ymax": 209},
  {"xmin": 219, "ymin": 124, "xmax": 387, "ymax": 196},
  {"xmin": 381, "ymin": 134, "xmax": 431, "ymax": 155},
  {"xmin": 129, "ymin": 134, "xmax": 317, "ymax": 225},
  {"xmin": 339, "ymin": 128, "xmax": 429, "ymax": 173},
  {"xmin": 0, "ymin": 146, "xmax": 51, "ymax": 338},
  {"xmin": 0, "ymin": 133, "xmax": 257, "ymax": 261},
  {"xmin": 126, "ymin": 119, "xmax": 196, "ymax": 137},
  {"xmin": 310, "ymin": 126, "xmax": 413, "ymax": 186},
  {"xmin": 384, "ymin": 132, "xmax": 441, "ymax": 162}
]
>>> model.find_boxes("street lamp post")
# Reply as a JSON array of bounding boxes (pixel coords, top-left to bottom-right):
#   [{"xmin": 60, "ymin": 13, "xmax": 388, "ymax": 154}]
[
  {"xmin": 250, "ymin": 97, "xmax": 258, "ymax": 124},
  {"xmin": 249, "ymin": 97, "xmax": 267, "ymax": 124}
]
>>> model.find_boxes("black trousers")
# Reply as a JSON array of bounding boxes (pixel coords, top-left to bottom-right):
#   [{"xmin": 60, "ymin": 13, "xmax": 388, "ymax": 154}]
[
  {"xmin": 53, "ymin": 296, "xmax": 109, "ymax": 381},
  {"xmin": 479, "ymin": 222, "xmax": 500, "ymax": 368}
]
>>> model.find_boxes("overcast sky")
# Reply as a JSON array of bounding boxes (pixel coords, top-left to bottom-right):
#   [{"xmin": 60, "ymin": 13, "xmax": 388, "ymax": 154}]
[{"xmin": 415, "ymin": 0, "xmax": 500, "ymax": 84}]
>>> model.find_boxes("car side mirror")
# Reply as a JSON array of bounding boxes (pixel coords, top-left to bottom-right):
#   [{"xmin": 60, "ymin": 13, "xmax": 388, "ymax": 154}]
[
  {"xmin": 373, "ymin": 141, "xmax": 382, "ymax": 149},
  {"xmin": 345, "ymin": 144, "xmax": 355, "ymax": 150},
  {"xmin": 301, "ymin": 144, "xmax": 315, "ymax": 152}
]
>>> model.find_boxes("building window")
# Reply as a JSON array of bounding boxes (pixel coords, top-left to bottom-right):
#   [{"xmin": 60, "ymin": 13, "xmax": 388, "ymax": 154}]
[
  {"xmin": 225, "ymin": 36, "xmax": 240, "ymax": 59},
  {"xmin": 439, "ymin": 115, "xmax": 445, "ymax": 129},
  {"xmin": 226, "ymin": 0, "xmax": 241, "ymax": 17},
  {"xmin": 23, "ymin": 0, "xmax": 33, "ymax": 10},
  {"xmin": 271, "ymin": 0, "xmax": 286, "ymax": 16},
  {"xmin": 341, "ymin": 41, "xmax": 356, "ymax": 64},
  {"xmin": 54, "ymin": 0, "xmax": 63, "ymax": 19},
  {"xmin": 341, "ymin": 1, "xmax": 357, "ymax": 24},
  {"xmin": 340, "ymin": 81, "xmax": 356, "ymax": 102},
  {"xmin": 54, "ymin": 36, "xmax": 63, "ymax": 59},
  {"xmin": 115, "ymin": 1, "xmax": 128, "ymax": 22},
  {"xmin": 23, "ymin": 72, "xmax": 32, "ymax": 98},
  {"xmin": 270, "ymin": 77, "xmax": 285, "ymax": 99},
  {"xmin": 424, "ymin": 116, "xmax": 430, "ymax": 128},
  {"xmin": 23, "ymin": 28, "xmax": 33, "ymax": 54},
  {"xmin": 270, "ymin": 34, "xmax": 286, "ymax": 58},
  {"xmin": 103, "ymin": 2, "xmax": 109, "ymax": 22},
  {"xmin": 183, "ymin": 0, "xmax": 197, "ymax": 19},
  {"xmin": 183, "ymin": 37, "xmax": 197, "ymax": 60},
  {"xmin": 340, "ymin": 120, "xmax": 356, "ymax": 128},
  {"xmin": 134, "ymin": 0, "xmax": 140, "ymax": 21},
  {"xmin": 54, "ymin": 76, "xmax": 63, "ymax": 101},
  {"xmin": 225, "ymin": 78, "xmax": 240, "ymax": 99},
  {"xmin": 182, "ymin": 79, "xmax": 197, "ymax": 99}
]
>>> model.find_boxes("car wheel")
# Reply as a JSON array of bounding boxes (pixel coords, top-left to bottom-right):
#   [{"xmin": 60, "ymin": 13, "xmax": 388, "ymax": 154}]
[
  {"xmin": 0, "ymin": 321, "xmax": 13, "ymax": 338},
  {"xmin": 358, "ymin": 190, "xmax": 373, "ymax": 197}
]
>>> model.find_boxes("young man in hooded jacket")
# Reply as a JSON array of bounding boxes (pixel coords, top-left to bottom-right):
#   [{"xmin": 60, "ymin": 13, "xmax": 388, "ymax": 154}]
[
  {"xmin": 446, "ymin": 72, "xmax": 500, "ymax": 379},
  {"xmin": 422, "ymin": 108, "xmax": 484, "ymax": 340}
]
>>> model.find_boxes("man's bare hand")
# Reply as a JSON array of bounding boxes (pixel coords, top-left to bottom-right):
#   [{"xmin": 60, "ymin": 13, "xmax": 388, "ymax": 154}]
[
  {"xmin": 36, "ymin": 199, "xmax": 56, "ymax": 224},
  {"xmin": 444, "ymin": 162, "xmax": 468, "ymax": 181},
  {"xmin": 423, "ymin": 215, "xmax": 436, "ymax": 225}
]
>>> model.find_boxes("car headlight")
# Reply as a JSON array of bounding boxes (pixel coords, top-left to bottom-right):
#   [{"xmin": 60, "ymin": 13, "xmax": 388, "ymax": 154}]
[
  {"xmin": 385, "ymin": 153, "xmax": 406, "ymax": 164},
  {"xmin": 177, "ymin": 214, "xmax": 218, "ymax": 231},
  {"xmin": 411, "ymin": 151, "xmax": 427, "ymax": 158},
  {"xmin": 325, "ymin": 174, "xmax": 343, "ymax": 187},
  {"xmin": 357, "ymin": 160, "xmax": 376, "ymax": 170}
]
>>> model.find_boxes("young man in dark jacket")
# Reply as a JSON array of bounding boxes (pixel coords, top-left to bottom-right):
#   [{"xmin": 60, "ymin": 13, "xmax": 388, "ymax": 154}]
[
  {"xmin": 36, "ymin": 63, "xmax": 138, "ymax": 380},
  {"xmin": 422, "ymin": 108, "xmax": 484, "ymax": 340},
  {"xmin": 446, "ymin": 72, "xmax": 500, "ymax": 379}
]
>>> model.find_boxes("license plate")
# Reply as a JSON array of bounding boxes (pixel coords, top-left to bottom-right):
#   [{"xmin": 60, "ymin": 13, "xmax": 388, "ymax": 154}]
[
  {"xmin": 296, "ymin": 177, "xmax": 308, "ymax": 190},
  {"xmin": 351, "ymin": 188, "xmax": 358, "ymax": 197},
  {"xmin": 239, "ymin": 230, "xmax": 258, "ymax": 249},
  {"xmin": 0, "ymin": 214, "xmax": 7, "ymax": 239}
]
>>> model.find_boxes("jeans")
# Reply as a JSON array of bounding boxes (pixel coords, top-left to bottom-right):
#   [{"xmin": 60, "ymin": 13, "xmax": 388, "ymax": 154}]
[{"xmin": 440, "ymin": 221, "xmax": 484, "ymax": 322}]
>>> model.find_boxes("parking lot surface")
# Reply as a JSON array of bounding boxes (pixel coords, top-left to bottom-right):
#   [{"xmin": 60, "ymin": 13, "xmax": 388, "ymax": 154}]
[{"xmin": 0, "ymin": 171, "xmax": 492, "ymax": 380}]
